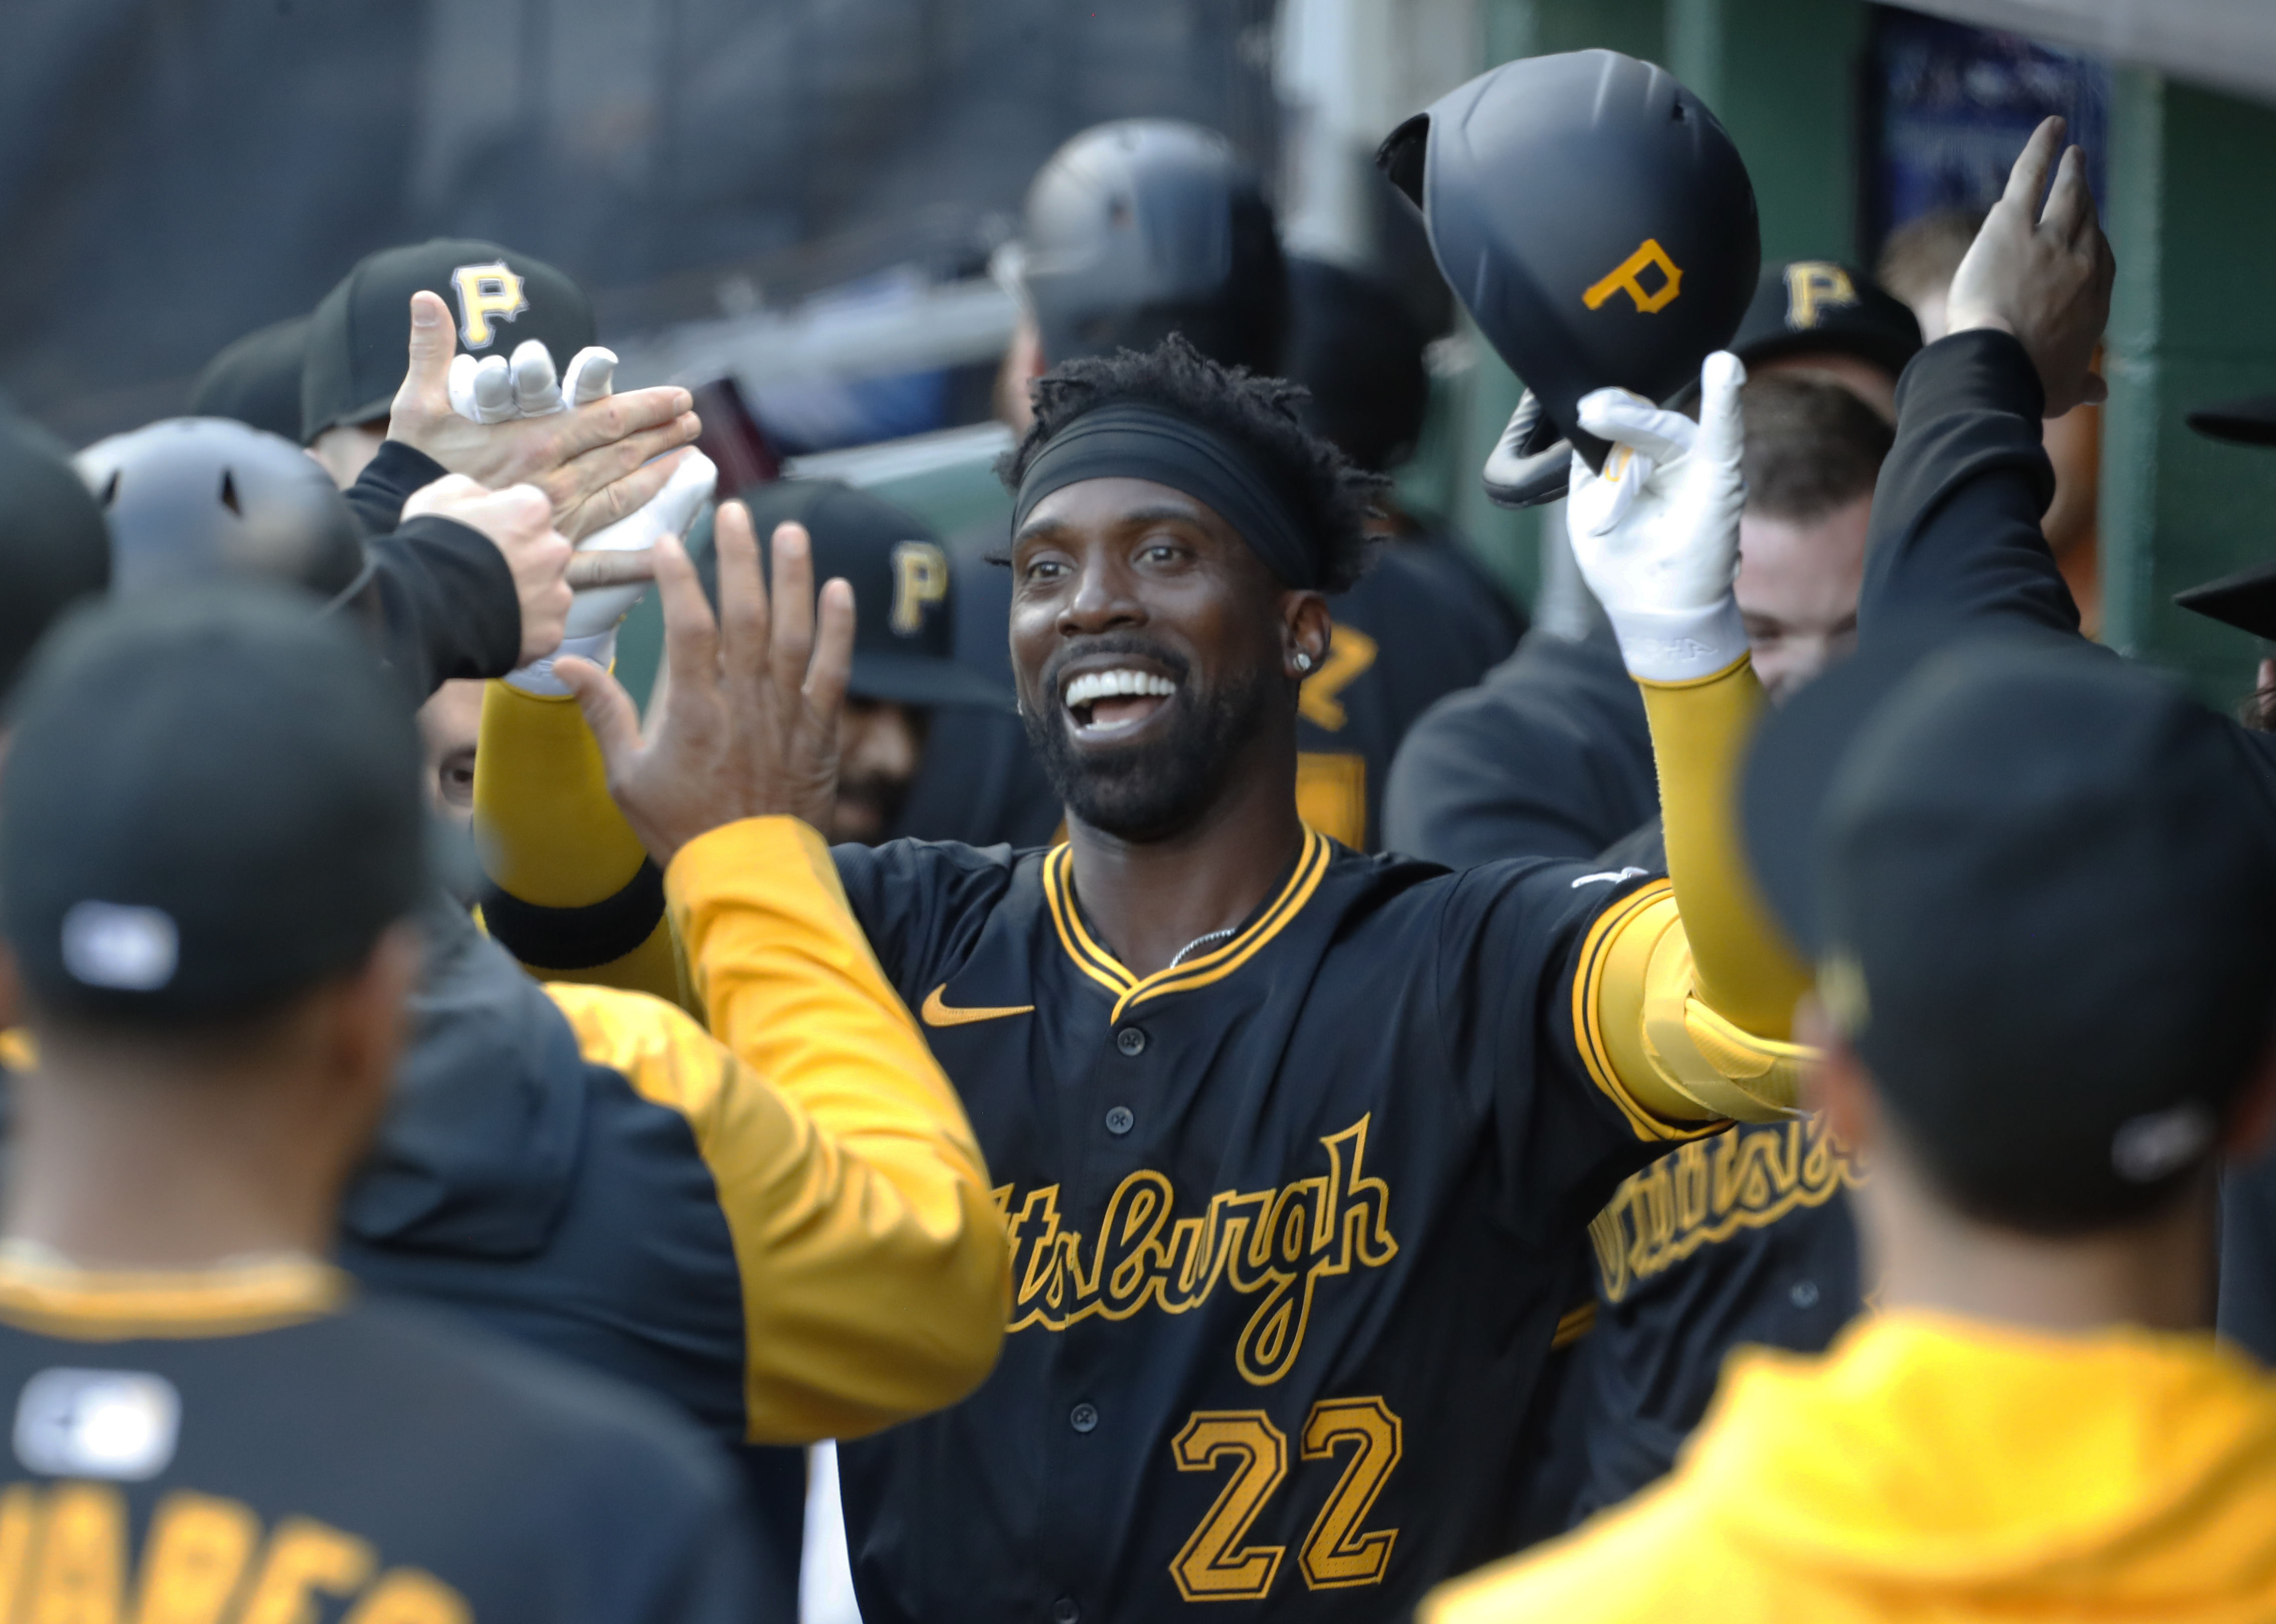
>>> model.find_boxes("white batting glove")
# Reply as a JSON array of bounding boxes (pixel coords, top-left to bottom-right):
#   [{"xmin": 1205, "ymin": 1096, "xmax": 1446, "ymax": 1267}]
[
  {"xmin": 1566, "ymin": 351, "xmax": 1750, "ymax": 684},
  {"xmin": 447, "ymin": 341, "xmax": 618, "ymax": 424},
  {"xmin": 505, "ymin": 446, "xmax": 718, "ymax": 696}
]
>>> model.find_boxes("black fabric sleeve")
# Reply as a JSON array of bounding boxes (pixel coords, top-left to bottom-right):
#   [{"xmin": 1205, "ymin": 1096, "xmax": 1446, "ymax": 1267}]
[
  {"xmin": 367, "ymin": 515, "xmax": 523, "ymax": 700},
  {"xmin": 1858, "ymin": 329, "xmax": 2075, "ymax": 637},
  {"xmin": 343, "ymin": 440, "xmax": 449, "ymax": 536}
]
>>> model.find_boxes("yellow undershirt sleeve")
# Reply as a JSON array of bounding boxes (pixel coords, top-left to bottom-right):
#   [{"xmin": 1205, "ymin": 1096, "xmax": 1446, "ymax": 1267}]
[
  {"xmin": 473, "ymin": 681, "xmax": 689, "ymax": 1009},
  {"xmin": 547, "ymin": 816, "xmax": 1008, "ymax": 1443},
  {"xmin": 1575, "ymin": 656, "xmax": 1817, "ymax": 1128}
]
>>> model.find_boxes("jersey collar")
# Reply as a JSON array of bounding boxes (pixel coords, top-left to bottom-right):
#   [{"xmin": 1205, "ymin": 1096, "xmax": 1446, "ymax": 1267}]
[
  {"xmin": 1043, "ymin": 827, "xmax": 1332, "ymax": 1023},
  {"xmin": 0, "ymin": 1248, "xmax": 349, "ymax": 1340}
]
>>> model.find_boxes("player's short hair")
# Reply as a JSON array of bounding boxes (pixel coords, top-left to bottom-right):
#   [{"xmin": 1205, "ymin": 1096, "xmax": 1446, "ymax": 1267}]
[
  {"xmin": 1875, "ymin": 208, "xmax": 1985, "ymax": 312},
  {"xmin": 1741, "ymin": 374, "xmax": 1895, "ymax": 524},
  {"xmin": 998, "ymin": 335, "xmax": 1385, "ymax": 594}
]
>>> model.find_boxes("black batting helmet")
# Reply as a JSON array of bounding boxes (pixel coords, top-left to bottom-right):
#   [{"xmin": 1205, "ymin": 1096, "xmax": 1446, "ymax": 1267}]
[
  {"xmin": 1014, "ymin": 119, "xmax": 1286, "ymax": 375},
  {"xmin": 1378, "ymin": 50, "xmax": 1759, "ymax": 477},
  {"xmin": 76, "ymin": 419, "xmax": 369, "ymax": 605}
]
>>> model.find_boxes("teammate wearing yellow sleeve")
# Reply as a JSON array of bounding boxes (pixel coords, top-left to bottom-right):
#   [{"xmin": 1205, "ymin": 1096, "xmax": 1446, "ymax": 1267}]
[{"xmin": 472, "ymin": 335, "xmax": 1805, "ymax": 1622}]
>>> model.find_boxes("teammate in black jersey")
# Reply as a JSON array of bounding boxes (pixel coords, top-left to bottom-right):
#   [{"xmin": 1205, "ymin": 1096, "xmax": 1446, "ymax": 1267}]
[{"xmin": 0, "ymin": 591, "xmax": 758, "ymax": 1622}]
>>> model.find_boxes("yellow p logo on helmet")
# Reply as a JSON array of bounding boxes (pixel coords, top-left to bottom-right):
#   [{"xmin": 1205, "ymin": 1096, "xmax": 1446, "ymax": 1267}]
[
  {"xmin": 891, "ymin": 542, "xmax": 949, "ymax": 634},
  {"xmin": 451, "ymin": 262, "xmax": 529, "ymax": 350},
  {"xmin": 1583, "ymin": 239, "xmax": 1684, "ymax": 315},
  {"xmin": 1784, "ymin": 262, "xmax": 1857, "ymax": 330}
]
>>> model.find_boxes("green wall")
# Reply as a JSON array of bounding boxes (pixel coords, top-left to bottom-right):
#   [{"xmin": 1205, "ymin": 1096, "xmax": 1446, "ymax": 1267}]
[{"xmin": 2100, "ymin": 68, "xmax": 2276, "ymax": 705}]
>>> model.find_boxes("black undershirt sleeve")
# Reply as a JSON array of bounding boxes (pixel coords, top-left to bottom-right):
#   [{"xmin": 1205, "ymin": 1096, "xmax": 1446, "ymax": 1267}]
[
  {"xmin": 366, "ymin": 515, "xmax": 522, "ymax": 700},
  {"xmin": 1858, "ymin": 328, "xmax": 2074, "ymax": 637},
  {"xmin": 344, "ymin": 440, "xmax": 449, "ymax": 536}
]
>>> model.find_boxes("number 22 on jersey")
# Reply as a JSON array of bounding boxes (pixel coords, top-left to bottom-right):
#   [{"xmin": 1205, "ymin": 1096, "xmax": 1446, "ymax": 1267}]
[{"xmin": 1170, "ymin": 1395, "xmax": 1402, "ymax": 1601}]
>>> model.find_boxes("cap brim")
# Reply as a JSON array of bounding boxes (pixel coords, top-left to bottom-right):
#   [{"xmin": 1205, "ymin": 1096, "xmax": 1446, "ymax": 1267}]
[
  {"xmin": 2175, "ymin": 558, "xmax": 2276, "ymax": 640},
  {"xmin": 2187, "ymin": 395, "xmax": 2276, "ymax": 448},
  {"xmin": 849, "ymin": 650, "xmax": 1014, "ymax": 712},
  {"xmin": 1733, "ymin": 329, "xmax": 1916, "ymax": 385}
]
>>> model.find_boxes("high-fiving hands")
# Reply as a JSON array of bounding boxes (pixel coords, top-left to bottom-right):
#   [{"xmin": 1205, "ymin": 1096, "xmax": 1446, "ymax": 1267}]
[
  {"xmin": 555, "ymin": 502, "xmax": 856, "ymax": 868},
  {"xmin": 1566, "ymin": 350, "xmax": 1751, "ymax": 684},
  {"xmin": 1946, "ymin": 115, "xmax": 2115, "ymax": 419},
  {"xmin": 386, "ymin": 290, "xmax": 703, "ymax": 542}
]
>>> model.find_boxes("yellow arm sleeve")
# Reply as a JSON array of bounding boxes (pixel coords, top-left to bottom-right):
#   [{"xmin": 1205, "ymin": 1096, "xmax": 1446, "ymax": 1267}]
[
  {"xmin": 472, "ymin": 680, "xmax": 689, "ymax": 1009},
  {"xmin": 546, "ymin": 816, "xmax": 1008, "ymax": 1442},
  {"xmin": 1575, "ymin": 656, "xmax": 1816, "ymax": 1128}
]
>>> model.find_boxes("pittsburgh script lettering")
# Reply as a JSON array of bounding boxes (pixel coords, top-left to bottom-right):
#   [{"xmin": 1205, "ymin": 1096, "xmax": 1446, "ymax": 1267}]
[{"xmin": 992, "ymin": 1117, "xmax": 1398, "ymax": 1386}]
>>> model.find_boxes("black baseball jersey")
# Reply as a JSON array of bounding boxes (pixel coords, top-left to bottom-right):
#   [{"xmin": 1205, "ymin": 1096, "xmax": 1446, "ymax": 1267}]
[
  {"xmin": 0, "ymin": 1260, "xmax": 760, "ymax": 1623},
  {"xmin": 831, "ymin": 830, "xmax": 1693, "ymax": 1622},
  {"xmin": 1568, "ymin": 1119, "xmax": 1862, "ymax": 1517}
]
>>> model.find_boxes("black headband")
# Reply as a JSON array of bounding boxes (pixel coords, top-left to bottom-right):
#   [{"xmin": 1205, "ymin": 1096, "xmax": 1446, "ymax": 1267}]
[{"xmin": 1011, "ymin": 403, "xmax": 1321, "ymax": 588}]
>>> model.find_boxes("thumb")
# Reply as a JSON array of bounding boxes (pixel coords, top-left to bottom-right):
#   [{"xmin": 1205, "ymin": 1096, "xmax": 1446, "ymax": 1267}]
[
  {"xmin": 556, "ymin": 657, "xmax": 645, "ymax": 769},
  {"xmin": 403, "ymin": 291, "xmax": 456, "ymax": 400}
]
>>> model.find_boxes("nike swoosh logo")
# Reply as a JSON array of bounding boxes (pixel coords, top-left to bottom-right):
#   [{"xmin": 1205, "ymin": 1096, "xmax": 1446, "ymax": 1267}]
[{"xmin": 921, "ymin": 985, "xmax": 1035, "ymax": 1028}]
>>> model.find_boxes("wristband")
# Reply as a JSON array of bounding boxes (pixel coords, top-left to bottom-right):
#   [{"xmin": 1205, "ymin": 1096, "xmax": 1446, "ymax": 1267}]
[
  {"xmin": 1605, "ymin": 598, "xmax": 1749, "ymax": 686},
  {"xmin": 505, "ymin": 629, "xmax": 617, "ymax": 698}
]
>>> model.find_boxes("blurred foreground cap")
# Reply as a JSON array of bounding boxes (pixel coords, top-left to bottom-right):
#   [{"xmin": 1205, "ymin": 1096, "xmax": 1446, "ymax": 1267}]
[
  {"xmin": 2, "ymin": 588, "xmax": 426, "ymax": 1024},
  {"xmin": 1742, "ymin": 631, "xmax": 2276, "ymax": 1228}
]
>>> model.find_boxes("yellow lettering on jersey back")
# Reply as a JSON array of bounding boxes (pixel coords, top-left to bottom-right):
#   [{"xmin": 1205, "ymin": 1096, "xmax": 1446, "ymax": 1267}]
[
  {"xmin": 449, "ymin": 262, "xmax": 528, "ymax": 351},
  {"xmin": 1589, "ymin": 1115, "xmax": 1862, "ymax": 1301},
  {"xmin": 0, "ymin": 1490, "xmax": 468, "ymax": 1624},
  {"xmin": 998, "ymin": 1116, "xmax": 1397, "ymax": 1386},
  {"xmin": 1783, "ymin": 261, "xmax": 1857, "ymax": 330},
  {"xmin": 1582, "ymin": 239, "xmax": 1683, "ymax": 314},
  {"xmin": 1294, "ymin": 753, "xmax": 1366, "ymax": 850},
  {"xmin": 340, "ymin": 1569, "xmax": 469, "ymax": 1624},
  {"xmin": 0, "ymin": 1485, "xmax": 38, "ymax": 1621},
  {"xmin": 235, "ymin": 1519, "xmax": 373, "ymax": 1624},
  {"xmin": 889, "ymin": 541, "xmax": 949, "ymax": 634},
  {"xmin": 131, "ymin": 1493, "xmax": 259, "ymax": 1624},
  {"xmin": 1297, "ymin": 623, "xmax": 1376, "ymax": 733},
  {"xmin": 23, "ymin": 1481, "xmax": 124, "ymax": 1624}
]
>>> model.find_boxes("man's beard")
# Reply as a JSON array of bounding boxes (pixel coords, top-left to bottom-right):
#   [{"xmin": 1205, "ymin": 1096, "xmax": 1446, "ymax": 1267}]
[{"xmin": 1024, "ymin": 641, "xmax": 1278, "ymax": 842}]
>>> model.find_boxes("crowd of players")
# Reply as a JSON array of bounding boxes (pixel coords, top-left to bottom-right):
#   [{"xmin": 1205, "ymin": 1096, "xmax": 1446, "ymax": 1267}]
[{"xmin": 0, "ymin": 42, "xmax": 2272, "ymax": 1624}]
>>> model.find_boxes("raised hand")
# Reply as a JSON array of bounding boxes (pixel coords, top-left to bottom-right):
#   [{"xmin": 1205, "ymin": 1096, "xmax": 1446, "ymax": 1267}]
[
  {"xmin": 554, "ymin": 502, "xmax": 856, "ymax": 868},
  {"xmin": 1946, "ymin": 115, "xmax": 2115, "ymax": 418},
  {"xmin": 400, "ymin": 474, "xmax": 573, "ymax": 665},
  {"xmin": 385, "ymin": 291, "xmax": 704, "ymax": 541},
  {"xmin": 1567, "ymin": 350, "xmax": 1750, "ymax": 683}
]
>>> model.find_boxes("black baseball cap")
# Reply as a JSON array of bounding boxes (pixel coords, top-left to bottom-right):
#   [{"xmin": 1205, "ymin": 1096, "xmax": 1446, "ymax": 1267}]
[
  {"xmin": 0, "ymin": 411, "xmax": 110, "ymax": 702},
  {"xmin": 189, "ymin": 315, "xmax": 311, "ymax": 441},
  {"xmin": 301, "ymin": 239, "xmax": 595, "ymax": 443},
  {"xmin": 2, "ymin": 588, "xmax": 426, "ymax": 1025},
  {"xmin": 706, "ymin": 481, "xmax": 1011, "ymax": 711},
  {"xmin": 1728, "ymin": 261, "xmax": 1922, "ymax": 382},
  {"xmin": 2187, "ymin": 395, "xmax": 2276, "ymax": 449},
  {"xmin": 1742, "ymin": 632, "xmax": 2276, "ymax": 1231}
]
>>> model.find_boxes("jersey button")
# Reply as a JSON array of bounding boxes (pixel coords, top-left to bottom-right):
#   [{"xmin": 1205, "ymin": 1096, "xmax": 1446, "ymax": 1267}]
[
  {"xmin": 1115, "ymin": 1026, "xmax": 1148, "ymax": 1057},
  {"xmin": 1052, "ymin": 1598, "xmax": 1080, "ymax": 1624},
  {"xmin": 1069, "ymin": 1402, "xmax": 1099, "ymax": 1433},
  {"xmin": 1105, "ymin": 1106, "xmax": 1135, "ymax": 1136}
]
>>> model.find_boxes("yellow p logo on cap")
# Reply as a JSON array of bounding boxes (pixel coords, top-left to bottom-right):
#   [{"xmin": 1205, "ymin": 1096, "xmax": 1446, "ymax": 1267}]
[
  {"xmin": 451, "ymin": 262, "xmax": 529, "ymax": 350},
  {"xmin": 1784, "ymin": 262, "xmax": 1857, "ymax": 330},
  {"xmin": 891, "ymin": 542, "xmax": 949, "ymax": 634}
]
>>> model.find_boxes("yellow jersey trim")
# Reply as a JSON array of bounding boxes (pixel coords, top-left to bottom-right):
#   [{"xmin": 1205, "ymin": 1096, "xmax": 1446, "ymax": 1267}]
[
  {"xmin": 1044, "ymin": 830, "xmax": 1332, "ymax": 1023},
  {"xmin": 1571, "ymin": 879, "xmax": 1711, "ymax": 1144},
  {"xmin": 0, "ymin": 1256, "xmax": 348, "ymax": 1340},
  {"xmin": 1551, "ymin": 1301, "xmax": 1598, "ymax": 1349}
]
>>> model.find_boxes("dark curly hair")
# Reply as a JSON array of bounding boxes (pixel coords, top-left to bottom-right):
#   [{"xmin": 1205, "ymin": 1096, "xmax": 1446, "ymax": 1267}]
[{"xmin": 996, "ymin": 334, "xmax": 1386, "ymax": 593}]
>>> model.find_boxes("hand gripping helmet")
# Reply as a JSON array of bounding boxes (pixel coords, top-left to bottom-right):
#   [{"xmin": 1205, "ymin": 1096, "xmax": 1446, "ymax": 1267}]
[
  {"xmin": 1377, "ymin": 50, "xmax": 1759, "ymax": 504},
  {"xmin": 76, "ymin": 419, "xmax": 370, "ymax": 606},
  {"xmin": 1013, "ymin": 119, "xmax": 1287, "ymax": 375}
]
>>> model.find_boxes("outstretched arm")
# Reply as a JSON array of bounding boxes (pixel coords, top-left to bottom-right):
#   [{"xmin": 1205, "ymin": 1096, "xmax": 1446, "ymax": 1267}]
[
  {"xmin": 1558, "ymin": 355, "xmax": 1815, "ymax": 1129},
  {"xmin": 1860, "ymin": 116, "xmax": 2114, "ymax": 639},
  {"xmin": 540, "ymin": 521, "xmax": 1003, "ymax": 1439}
]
